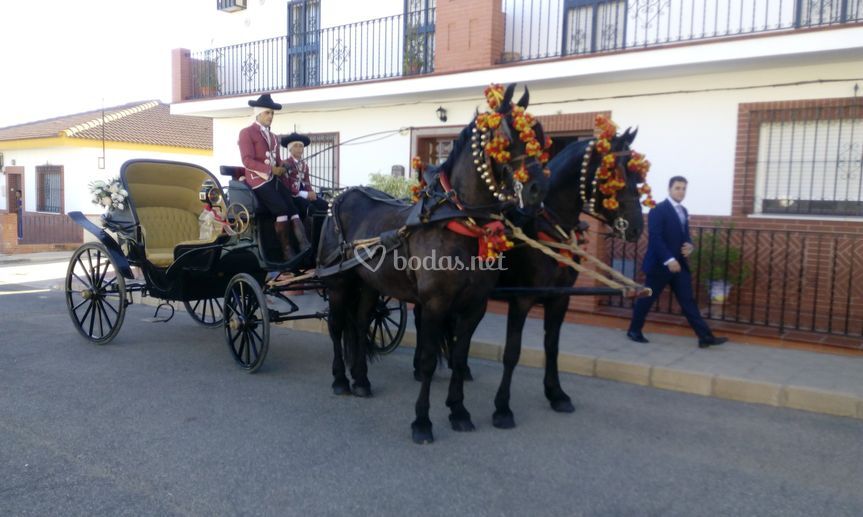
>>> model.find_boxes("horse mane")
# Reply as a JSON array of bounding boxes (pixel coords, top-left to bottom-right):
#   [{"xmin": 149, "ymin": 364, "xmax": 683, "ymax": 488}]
[{"xmin": 548, "ymin": 138, "xmax": 592, "ymax": 191}]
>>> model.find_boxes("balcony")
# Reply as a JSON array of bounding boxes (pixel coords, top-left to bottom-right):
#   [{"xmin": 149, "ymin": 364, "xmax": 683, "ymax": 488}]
[
  {"xmin": 186, "ymin": 9, "xmax": 435, "ymax": 100},
  {"xmin": 500, "ymin": 0, "xmax": 863, "ymax": 63}
]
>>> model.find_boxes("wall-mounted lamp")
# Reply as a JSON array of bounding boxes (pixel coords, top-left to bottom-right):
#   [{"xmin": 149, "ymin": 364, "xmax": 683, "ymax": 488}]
[{"xmin": 436, "ymin": 106, "xmax": 447, "ymax": 123}]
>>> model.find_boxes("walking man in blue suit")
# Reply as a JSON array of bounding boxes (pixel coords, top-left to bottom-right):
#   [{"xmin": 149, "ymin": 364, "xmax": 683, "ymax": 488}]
[{"xmin": 627, "ymin": 176, "xmax": 728, "ymax": 348}]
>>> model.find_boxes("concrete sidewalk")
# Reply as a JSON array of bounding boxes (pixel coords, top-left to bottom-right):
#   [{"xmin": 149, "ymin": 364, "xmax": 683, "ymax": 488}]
[
  {"xmin": 5, "ymin": 250, "xmax": 862, "ymax": 421},
  {"xmin": 0, "ymin": 250, "xmax": 74, "ymax": 265},
  {"xmin": 283, "ymin": 293, "xmax": 863, "ymax": 422}
]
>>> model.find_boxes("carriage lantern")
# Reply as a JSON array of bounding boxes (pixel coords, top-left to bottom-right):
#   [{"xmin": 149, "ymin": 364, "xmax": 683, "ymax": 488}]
[{"xmin": 199, "ymin": 179, "xmax": 223, "ymax": 206}]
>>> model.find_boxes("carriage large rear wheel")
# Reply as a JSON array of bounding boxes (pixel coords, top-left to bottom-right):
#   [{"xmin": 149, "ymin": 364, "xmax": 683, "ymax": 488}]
[
  {"xmin": 184, "ymin": 298, "xmax": 224, "ymax": 327},
  {"xmin": 65, "ymin": 242, "xmax": 127, "ymax": 344},
  {"xmin": 223, "ymin": 273, "xmax": 269, "ymax": 372},
  {"xmin": 368, "ymin": 296, "xmax": 407, "ymax": 355}
]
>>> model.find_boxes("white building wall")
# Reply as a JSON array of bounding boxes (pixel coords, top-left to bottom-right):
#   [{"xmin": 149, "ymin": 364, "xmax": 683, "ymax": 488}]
[
  {"xmin": 2, "ymin": 146, "xmax": 215, "ymax": 215},
  {"xmin": 529, "ymin": 62, "xmax": 860, "ymax": 216},
  {"xmin": 210, "ymin": 55, "xmax": 859, "ymax": 217}
]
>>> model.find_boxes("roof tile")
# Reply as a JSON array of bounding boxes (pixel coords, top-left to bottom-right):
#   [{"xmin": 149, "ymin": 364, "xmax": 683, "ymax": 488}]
[{"xmin": 0, "ymin": 101, "xmax": 212, "ymax": 150}]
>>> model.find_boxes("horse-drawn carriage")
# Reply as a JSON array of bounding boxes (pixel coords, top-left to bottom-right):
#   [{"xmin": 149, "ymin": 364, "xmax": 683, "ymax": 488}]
[
  {"xmin": 65, "ymin": 82, "xmax": 654, "ymax": 444},
  {"xmin": 64, "ymin": 158, "xmax": 406, "ymax": 372}
]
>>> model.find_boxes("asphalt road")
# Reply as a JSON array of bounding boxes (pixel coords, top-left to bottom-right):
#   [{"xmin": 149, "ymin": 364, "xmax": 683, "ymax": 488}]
[{"xmin": 1, "ymin": 266, "xmax": 862, "ymax": 516}]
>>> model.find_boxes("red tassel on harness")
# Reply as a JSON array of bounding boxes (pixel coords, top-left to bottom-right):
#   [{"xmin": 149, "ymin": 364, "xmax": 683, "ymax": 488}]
[{"xmin": 446, "ymin": 220, "xmax": 513, "ymax": 259}]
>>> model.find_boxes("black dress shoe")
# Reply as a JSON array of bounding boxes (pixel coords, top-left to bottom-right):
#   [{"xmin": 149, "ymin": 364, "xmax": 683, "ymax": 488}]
[
  {"xmin": 627, "ymin": 331, "xmax": 649, "ymax": 343},
  {"xmin": 698, "ymin": 336, "xmax": 728, "ymax": 348}
]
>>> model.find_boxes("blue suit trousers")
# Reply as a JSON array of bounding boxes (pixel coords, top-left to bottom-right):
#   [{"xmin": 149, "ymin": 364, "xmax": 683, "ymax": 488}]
[{"xmin": 629, "ymin": 267, "xmax": 712, "ymax": 339}]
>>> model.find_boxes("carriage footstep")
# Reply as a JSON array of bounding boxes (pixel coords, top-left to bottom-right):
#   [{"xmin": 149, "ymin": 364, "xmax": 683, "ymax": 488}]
[{"xmin": 142, "ymin": 302, "xmax": 175, "ymax": 323}]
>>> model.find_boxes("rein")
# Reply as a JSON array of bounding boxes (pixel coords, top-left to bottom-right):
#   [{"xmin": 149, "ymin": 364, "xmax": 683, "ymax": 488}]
[{"xmin": 504, "ymin": 219, "xmax": 651, "ymax": 298}]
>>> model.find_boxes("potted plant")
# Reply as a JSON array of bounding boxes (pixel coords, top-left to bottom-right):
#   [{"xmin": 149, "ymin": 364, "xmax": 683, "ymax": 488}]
[
  {"xmin": 403, "ymin": 28, "xmax": 429, "ymax": 75},
  {"xmin": 690, "ymin": 222, "xmax": 751, "ymax": 305},
  {"xmin": 195, "ymin": 59, "xmax": 220, "ymax": 97}
]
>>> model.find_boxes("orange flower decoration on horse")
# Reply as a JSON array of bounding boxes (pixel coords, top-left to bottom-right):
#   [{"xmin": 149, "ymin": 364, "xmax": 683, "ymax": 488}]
[
  {"xmin": 484, "ymin": 84, "xmax": 505, "ymax": 111},
  {"xmin": 591, "ymin": 114, "xmax": 656, "ymax": 210},
  {"xmin": 484, "ymin": 134, "xmax": 511, "ymax": 163}
]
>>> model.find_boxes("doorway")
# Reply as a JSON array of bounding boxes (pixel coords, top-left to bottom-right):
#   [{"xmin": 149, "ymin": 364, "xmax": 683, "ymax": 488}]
[{"xmin": 6, "ymin": 169, "xmax": 22, "ymax": 213}]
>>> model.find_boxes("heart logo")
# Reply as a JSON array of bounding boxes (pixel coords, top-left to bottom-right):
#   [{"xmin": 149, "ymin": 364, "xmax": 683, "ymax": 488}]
[{"xmin": 354, "ymin": 243, "xmax": 388, "ymax": 272}]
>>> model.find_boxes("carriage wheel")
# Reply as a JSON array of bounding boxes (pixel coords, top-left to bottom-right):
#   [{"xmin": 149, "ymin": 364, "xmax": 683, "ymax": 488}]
[
  {"xmin": 223, "ymin": 273, "xmax": 269, "ymax": 372},
  {"xmin": 367, "ymin": 296, "xmax": 407, "ymax": 355},
  {"xmin": 183, "ymin": 298, "xmax": 224, "ymax": 327},
  {"xmin": 65, "ymin": 242, "xmax": 127, "ymax": 344}
]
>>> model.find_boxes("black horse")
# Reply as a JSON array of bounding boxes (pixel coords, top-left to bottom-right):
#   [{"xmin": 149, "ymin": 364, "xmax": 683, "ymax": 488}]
[
  {"xmin": 317, "ymin": 84, "xmax": 550, "ymax": 443},
  {"xmin": 412, "ymin": 124, "xmax": 648, "ymax": 427},
  {"xmin": 489, "ymin": 126, "xmax": 647, "ymax": 428}
]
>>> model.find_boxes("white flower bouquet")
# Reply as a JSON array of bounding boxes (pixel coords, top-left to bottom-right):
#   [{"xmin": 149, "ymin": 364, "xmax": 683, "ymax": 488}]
[{"xmin": 89, "ymin": 177, "xmax": 128, "ymax": 211}]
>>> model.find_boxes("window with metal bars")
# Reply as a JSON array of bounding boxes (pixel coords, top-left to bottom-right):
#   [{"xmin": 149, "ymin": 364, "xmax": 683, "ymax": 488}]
[
  {"xmin": 36, "ymin": 165, "xmax": 62, "ymax": 213},
  {"xmin": 563, "ymin": 0, "xmax": 627, "ymax": 55},
  {"xmin": 288, "ymin": 0, "xmax": 321, "ymax": 88},
  {"xmin": 752, "ymin": 104, "xmax": 863, "ymax": 217},
  {"xmin": 796, "ymin": 0, "xmax": 863, "ymax": 27},
  {"xmin": 403, "ymin": 0, "xmax": 436, "ymax": 75},
  {"xmin": 294, "ymin": 132, "xmax": 339, "ymax": 190}
]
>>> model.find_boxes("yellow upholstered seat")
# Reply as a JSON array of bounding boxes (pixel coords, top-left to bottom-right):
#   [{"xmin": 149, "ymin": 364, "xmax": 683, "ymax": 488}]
[
  {"xmin": 123, "ymin": 161, "xmax": 224, "ymax": 267},
  {"xmin": 137, "ymin": 207, "xmax": 210, "ymax": 266}
]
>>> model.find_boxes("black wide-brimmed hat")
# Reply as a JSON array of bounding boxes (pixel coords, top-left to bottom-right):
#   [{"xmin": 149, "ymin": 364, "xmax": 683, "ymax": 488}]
[
  {"xmin": 248, "ymin": 93, "xmax": 282, "ymax": 110},
  {"xmin": 280, "ymin": 132, "xmax": 311, "ymax": 148}
]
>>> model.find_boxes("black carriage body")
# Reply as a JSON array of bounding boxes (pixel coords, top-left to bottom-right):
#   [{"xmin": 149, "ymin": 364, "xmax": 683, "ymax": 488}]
[
  {"xmin": 74, "ymin": 159, "xmax": 269, "ymax": 302},
  {"xmin": 66, "ymin": 159, "xmax": 407, "ymax": 367}
]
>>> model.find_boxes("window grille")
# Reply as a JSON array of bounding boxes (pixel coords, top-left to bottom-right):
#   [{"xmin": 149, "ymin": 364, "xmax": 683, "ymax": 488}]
[
  {"xmin": 563, "ymin": 0, "xmax": 627, "ymax": 55},
  {"xmin": 753, "ymin": 106, "xmax": 863, "ymax": 217},
  {"xmin": 36, "ymin": 165, "xmax": 62, "ymax": 213}
]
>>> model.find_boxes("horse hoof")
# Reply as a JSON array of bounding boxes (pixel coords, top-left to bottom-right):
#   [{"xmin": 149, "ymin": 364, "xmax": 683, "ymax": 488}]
[
  {"xmin": 449, "ymin": 414, "xmax": 476, "ymax": 432},
  {"xmin": 411, "ymin": 422, "xmax": 434, "ymax": 444},
  {"xmin": 332, "ymin": 381, "xmax": 351, "ymax": 396},
  {"xmin": 550, "ymin": 398, "xmax": 575, "ymax": 413},
  {"xmin": 352, "ymin": 384, "xmax": 372, "ymax": 398},
  {"xmin": 492, "ymin": 411, "xmax": 516, "ymax": 429}
]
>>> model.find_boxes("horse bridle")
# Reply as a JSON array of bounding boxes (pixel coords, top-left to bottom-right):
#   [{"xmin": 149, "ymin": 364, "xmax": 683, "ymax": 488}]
[
  {"xmin": 579, "ymin": 140, "xmax": 634, "ymax": 238},
  {"xmin": 471, "ymin": 120, "xmax": 537, "ymax": 210}
]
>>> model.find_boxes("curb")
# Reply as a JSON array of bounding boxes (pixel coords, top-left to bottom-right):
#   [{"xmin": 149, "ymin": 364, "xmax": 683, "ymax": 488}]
[
  {"xmin": 400, "ymin": 331, "xmax": 863, "ymax": 421},
  {"xmin": 472, "ymin": 336, "xmax": 861, "ymax": 420},
  {"xmin": 150, "ymin": 297, "xmax": 863, "ymax": 421}
]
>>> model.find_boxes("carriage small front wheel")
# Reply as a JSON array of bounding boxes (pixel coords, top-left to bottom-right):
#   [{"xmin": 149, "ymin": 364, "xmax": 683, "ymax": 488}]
[
  {"xmin": 223, "ymin": 273, "xmax": 269, "ymax": 372},
  {"xmin": 184, "ymin": 297, "xmax": 224, "ymax": 327},
  {"xmin": 368, "ymin": 296, "xmax": 407, "ymax": 355},
  {"xmin": 65, "ymin": 242, "xmax": 127, "ymax": 344}
]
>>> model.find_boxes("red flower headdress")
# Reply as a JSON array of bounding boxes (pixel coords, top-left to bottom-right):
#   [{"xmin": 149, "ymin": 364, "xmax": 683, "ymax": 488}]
[
  {"xmin": 473, "ymin": 84, "xmax": 553, "ymax": 202},
  {"xmin": 582, "ymin": 115, "xmax": 655, "ymax": 213}
]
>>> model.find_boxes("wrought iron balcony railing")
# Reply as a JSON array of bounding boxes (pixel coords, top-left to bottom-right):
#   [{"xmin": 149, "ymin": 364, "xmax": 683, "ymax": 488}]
[
  {"xmin": 189, "ymin": 9, "xmax": 435, "ymax": 99},
  {"xmin": 501, "ymin": 0, "xmax": 862, "ymax": 63}
]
